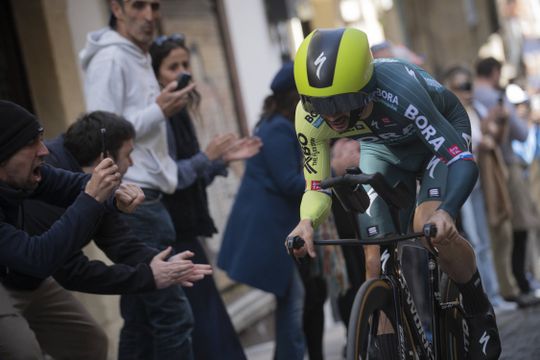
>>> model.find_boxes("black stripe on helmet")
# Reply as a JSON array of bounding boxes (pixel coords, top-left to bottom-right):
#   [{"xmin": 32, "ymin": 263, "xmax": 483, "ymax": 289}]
[{"xmin": 306, "ymin": 28, "xmax": 345, "ymax": 88}]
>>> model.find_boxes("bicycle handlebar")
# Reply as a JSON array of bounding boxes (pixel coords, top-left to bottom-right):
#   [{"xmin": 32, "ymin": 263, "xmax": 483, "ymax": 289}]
[
  {"xmin": 286, "ymin": 170, "xmax": 439, "ymax": 263},
  {"xmin": 286, "ymin": 224, "xmax": 438, "ymax": 263}
]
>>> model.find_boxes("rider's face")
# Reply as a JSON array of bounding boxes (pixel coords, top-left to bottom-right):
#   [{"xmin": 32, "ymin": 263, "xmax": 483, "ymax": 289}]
[
  {"xmin": 323, "ymin": 112, "xmax": 351, "ymax": 133},
  {"xmin": 322, "ymin": 102, "xmax": 373, "ymax": 133}
]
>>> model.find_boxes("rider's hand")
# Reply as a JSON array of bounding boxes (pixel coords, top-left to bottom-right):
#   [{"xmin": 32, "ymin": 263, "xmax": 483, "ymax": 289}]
[
  {"xmin": 425, "ymin": 209, "xmax": 458, "ymax": 247},
  {"xmin": 286, "ymin": 219, "xmax": 316, "ymax": 258},
  {"xmin": 156, "ymin": 81, "xmax": 196, "ymax": 118},
  {"xmin": 115, "ymin": 183, "xmax": 145, "ymax": 213},
  {"xmin": 84, "ymin": 158, "xmax": 121, "ymax": 203}
]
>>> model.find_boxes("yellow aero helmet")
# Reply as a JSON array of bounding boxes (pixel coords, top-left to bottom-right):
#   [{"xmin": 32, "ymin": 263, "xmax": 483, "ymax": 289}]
[{"xmin": 294, "ymin": 28, "xmax": 374, "ymax": 115}]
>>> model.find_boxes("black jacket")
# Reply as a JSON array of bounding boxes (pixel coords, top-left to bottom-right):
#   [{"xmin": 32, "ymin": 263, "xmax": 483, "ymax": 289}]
[
  {"xmin": 163, "ymin": 110, "xmax": 220, "ymax": 241},
  {"xmin": 20, "ymin": 135, "xmax": 158, "ymax": 294},
  {"xmin": 0, "ymin": 165, "xmax": 105, "ymax": 280}
]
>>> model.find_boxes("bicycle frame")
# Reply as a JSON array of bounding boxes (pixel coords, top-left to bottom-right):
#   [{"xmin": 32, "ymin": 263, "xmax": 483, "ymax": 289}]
[{"xmin": 380, "ymin": 242, "xmax": 437, "ymax": 360}]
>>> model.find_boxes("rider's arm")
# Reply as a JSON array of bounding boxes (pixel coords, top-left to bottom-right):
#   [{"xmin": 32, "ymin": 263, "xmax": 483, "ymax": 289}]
[
  {"xmin": 397, "ymin": 67, "xmax": 478, "ymax": 219},
  {"xmin": 439, "ymin": 160, "xmax": 478, "ymax": 218},
  {"xmin": 295, "ymin": 103, "xmax": 333, "ymax": 228}
]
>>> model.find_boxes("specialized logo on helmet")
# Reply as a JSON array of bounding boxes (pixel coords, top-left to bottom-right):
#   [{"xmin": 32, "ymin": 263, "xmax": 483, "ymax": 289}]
[{"xmin": 314, "ymin": 52, "xmax": 327, "ymax": 80}]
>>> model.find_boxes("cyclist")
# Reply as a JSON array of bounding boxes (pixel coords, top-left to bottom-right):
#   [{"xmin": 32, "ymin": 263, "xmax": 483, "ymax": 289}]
[{"xmin": 287, "ymin": 28, "xmax": 501, "ymax": 359}]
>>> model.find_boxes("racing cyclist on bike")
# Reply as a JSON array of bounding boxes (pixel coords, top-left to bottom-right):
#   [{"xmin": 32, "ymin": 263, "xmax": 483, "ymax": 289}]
[{"xmin": 287, "ymin": 28, "xmax": 501, "ymax": 359}]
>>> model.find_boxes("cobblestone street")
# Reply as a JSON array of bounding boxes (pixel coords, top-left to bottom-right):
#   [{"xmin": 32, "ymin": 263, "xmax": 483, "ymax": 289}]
[{"xmin": 246, "ymin": 304, "xmax": 540, "ymax": 359}]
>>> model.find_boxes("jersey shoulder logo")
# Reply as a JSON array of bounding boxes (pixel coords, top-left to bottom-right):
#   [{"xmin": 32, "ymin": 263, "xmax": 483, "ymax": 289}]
[
  {"xmin": 314, "ymin": 52, "xmax": 326, "ymax": 79},
  {"xmin": 479, "ymin": 331, "xmax": 490, "ymax": 355},
  {"xmin": 405, "ymin": 66, "xmax": 417, "ymax": 79}
]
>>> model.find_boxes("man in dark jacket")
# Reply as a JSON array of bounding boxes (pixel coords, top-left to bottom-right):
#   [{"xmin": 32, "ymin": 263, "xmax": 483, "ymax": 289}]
[
  {"xmin": 0, "ymin": 101, "xmax": 144, "ymax": 359},
  {"xmin": 24, "ymin": 111, "xmax": 209, "ymax": 294},
  {"xmin": 0, "ymin": 110, "xmax": 212, "ymax": 360}
]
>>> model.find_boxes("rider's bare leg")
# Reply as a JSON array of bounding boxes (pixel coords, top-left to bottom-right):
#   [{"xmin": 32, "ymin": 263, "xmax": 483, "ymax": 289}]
[
  {"xmin": 363, "ymin": 244, "xmax": 395, "ymax": 335},
  {"xmin": 364, "ymin": 245, "xmax": 381, "ymax": 280},
  {"xmin": 413, "ymin": 201, "xmax": 476, "ymax": 283}
]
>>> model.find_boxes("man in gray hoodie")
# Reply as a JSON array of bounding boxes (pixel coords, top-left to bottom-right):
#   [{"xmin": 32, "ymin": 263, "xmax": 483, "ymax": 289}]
[{"xmin": 80, "ymin": 1, "xmax": 199, "ymax": 359}]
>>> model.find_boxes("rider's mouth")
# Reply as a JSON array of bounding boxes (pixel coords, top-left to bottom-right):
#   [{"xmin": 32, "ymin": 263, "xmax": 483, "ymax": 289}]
[{"xmin": 328, "ymin": 116, "xmax": 349, "ymax": 131}]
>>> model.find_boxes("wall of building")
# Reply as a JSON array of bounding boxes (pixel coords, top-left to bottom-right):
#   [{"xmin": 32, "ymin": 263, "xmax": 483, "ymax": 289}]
[
  {"xmin": 222, "ymin": 0, "xmax": 283, "ymax": 130},
  {"xmin": 400, "ymin": 0, "xmax": 496, "ymax": 77},
  {"xmin": 11, "ymin": 0, "xmax": 85, "ymax": 136}
]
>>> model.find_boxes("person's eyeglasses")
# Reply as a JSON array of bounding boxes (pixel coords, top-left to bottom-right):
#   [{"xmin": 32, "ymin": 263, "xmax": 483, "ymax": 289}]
[
  {"xmin": 153, "ymin": 33, "xmax": 186, "ymax": 47},
  {"xmin": 453, "ymin": 82, "xmax": 472, "ymax": 92}
]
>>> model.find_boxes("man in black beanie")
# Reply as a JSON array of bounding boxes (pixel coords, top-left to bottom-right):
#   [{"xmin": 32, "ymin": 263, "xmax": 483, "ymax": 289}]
[{"xmin": 0, "ymin": 100, "xmax": 146, "ymax": 359}]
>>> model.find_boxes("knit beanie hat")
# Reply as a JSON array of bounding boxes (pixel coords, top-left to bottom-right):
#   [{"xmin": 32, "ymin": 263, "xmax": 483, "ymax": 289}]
[{"xmin": 0, "ymin": 101, "xmax": 43, "ymax": 163}]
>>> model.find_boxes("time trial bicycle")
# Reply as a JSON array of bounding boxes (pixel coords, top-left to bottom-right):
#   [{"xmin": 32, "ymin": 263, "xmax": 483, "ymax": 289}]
[{"xmin": 286, "ymin": 168, "xmax": 468, "ymax": 359}]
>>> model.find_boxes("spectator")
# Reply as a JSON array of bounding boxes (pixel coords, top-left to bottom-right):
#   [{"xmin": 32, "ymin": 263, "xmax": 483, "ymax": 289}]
[
  {"xmin": 371, "ymin": 40, "xmax": 425, "ymax": 65},
  {"xmin": 149, "ymin": 34, "xmax": 261, "ymax": 359},
  {"xmin": 506, "ymin": 84, "xmax": 540, "ymax": 296},
  {"xmin": 10, "ymin": 110, "xmax": 210, "ymax": 359},
  {"xmin": 24, "ymin": 111, "xmax": 211, "ymax": 294},
  {"xmin": 443, "ymin": 65, "xmax": 517, "ymax": 312},
  {"xmin": 218, "ymin": 62, "xmax": 306, "ymax": 360},
  {"xmin": 328, "ymin": 139, "xmax": 365, "ymax": 332},
  {"xmin": 0, "ymin": 101, "xmax": 141, "ymax": 359},
  {"xmin": 79, "ymin": 0, "xmax": 197, "ymax": 358},
  {"xmin": 473, "ymin": 57, "xmax": 540, "ymax": 307}
]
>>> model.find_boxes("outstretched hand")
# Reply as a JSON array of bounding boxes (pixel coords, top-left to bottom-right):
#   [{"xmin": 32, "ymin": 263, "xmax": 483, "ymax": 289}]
[
  {"xmin": 168, "ymin": 250, "xmax": 213, "ymax": 287},
  {"xmin": 150, "ymin": 247, "xmax": 195, "ymax": 289},
  {"xmin": 204, "ymin": 133, "xmax": 237, "ymax": 161},
  {"xmin": 223, "ymin": 136, "xmax": 262, "ymax": 162}
]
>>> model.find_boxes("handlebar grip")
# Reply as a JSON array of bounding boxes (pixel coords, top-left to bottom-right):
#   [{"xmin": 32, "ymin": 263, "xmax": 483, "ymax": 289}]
[
  {"xmin": 423, "ymin": 223, "xmax": 437, "ymax": 238},
  {"xmin": 286, "ymin": 236, "xmax": 305, "ymax": 253},
  {"xmin": 286, "ymin": 236, "xmax": 309, "ymax": 265},
  {"xmin": 423, "ymin": 223, "xmax": 438, "ymax": 256}
]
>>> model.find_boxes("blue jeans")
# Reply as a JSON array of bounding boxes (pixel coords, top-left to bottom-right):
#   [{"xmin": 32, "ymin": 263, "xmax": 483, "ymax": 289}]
[
  {"xmin": 274, "ymin": 269, "xmax": 305, "ymax": 360},
  {"xmin": 461, "ymin": 183, "xmax": 500, "ymax": 301},
  {"xmin": 118, "ymin": 194, "xmax": 194, "ymax": 360}
]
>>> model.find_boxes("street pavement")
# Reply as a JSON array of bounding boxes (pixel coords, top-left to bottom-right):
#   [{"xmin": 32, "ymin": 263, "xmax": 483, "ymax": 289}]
[
  {"xmin": 498, "ymin": 306, "xmax": 540, "ymax": 359},
  {"xmin": 245, "ymin": 302, "xmax": 346, "ymax": 360},
  {"xmin": 245, "ymin": 303, "xmax": 540, "ymax": 360}
]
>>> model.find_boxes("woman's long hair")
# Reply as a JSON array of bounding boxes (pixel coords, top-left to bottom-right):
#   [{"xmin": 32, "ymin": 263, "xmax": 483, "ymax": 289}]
[{"xmin": 257, "ymin": 90, "xmax": 299, "ymax": 127}]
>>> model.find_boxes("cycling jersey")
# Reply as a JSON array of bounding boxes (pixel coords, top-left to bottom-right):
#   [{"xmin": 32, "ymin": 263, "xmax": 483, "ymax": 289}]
[{"xmin": 296, "ymin": 59, "xmax": 478, "ymax": 231}]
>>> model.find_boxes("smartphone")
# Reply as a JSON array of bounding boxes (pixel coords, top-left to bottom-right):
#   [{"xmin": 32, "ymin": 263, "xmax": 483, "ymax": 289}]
[
  {"xmin": 176, "ymin": 72, "xmax": 192, "ymax": 91},
  {"xmin": 100, "ymin": 128, "xmax": 109, "ymax": 158}
]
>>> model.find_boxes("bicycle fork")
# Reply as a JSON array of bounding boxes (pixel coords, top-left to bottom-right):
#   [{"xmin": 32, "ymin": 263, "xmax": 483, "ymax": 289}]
[{"xmin": 381, "ymin": 244, "xmax": 435, "ymax": 360}]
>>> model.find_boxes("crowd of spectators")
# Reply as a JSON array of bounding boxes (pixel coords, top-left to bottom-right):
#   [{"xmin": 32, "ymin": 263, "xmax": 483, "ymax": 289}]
[{"xmin": 3, "ymin": 0, "xmax": 540, "ymax": 359}]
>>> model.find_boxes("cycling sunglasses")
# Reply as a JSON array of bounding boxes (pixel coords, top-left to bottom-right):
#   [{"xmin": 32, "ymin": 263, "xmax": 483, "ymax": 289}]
[
  {"xmin": 153, "ymin": 33, "xmax": 186, "ymax": 47},
  {"xmin": 300, "ymin": 91, "xmax": 372, "ymax": 115},
  {"xmin": 452, "ymin": 81, "xmax": 472, "ymax": 92}
]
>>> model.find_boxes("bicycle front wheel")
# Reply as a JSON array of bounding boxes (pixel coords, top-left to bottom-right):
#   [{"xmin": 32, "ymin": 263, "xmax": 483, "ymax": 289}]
[
  {"xmin": 438, "ymin": 273, "xmax": 468, "ymax": 359},
  {"xmin": 346, "ymin": 278, "xmax": 402, "ymax": 360}
]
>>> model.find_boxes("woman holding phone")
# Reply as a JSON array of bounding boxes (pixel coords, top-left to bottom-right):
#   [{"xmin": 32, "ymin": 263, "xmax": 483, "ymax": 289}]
[{"xmin": 149, "ymin": 34, "xmax": 261, "ymax": 359}]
